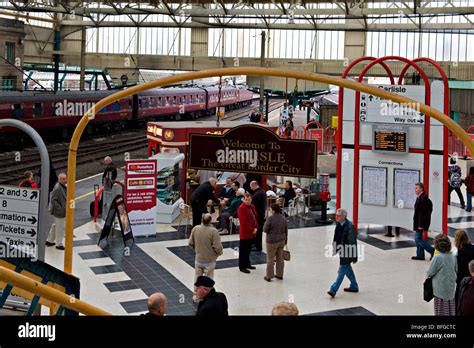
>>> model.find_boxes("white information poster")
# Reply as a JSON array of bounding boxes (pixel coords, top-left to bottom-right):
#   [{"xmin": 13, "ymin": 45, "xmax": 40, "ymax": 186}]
[
  {"xmin": 394, "ymin": 169, "xmax": 420, "ymax": 209},
  {"xmin": 361, "ymin": 166, "xmax": 387, "ymax": 206}
]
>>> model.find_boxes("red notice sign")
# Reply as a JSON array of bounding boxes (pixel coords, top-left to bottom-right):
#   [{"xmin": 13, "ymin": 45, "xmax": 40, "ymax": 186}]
[{"xmin": 125, "ymin": 160, "xmax": 157, "ymax": 237}]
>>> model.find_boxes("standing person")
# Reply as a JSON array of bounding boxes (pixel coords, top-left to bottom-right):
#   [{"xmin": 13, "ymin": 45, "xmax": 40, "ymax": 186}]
[
  {"xmin": 237, "ymin": 193, "xmax": 258, "ymax": 273},
  {"xmin": 19, "ymin": 171, "xmax": 38, "ymax": 188},
  {"xmin": 243, "ymin": 173, "xmax": 261, "ymax": 193},
  {"xmin": 411, "ymin": 182, "xmax": 435, "ymax": 261},
  {"xmin": 448, "ymin": 157, "xmax": 465, "ymax": 208},
  {"xmin": 279, "ymin": 102, "xmax": 289, "ymax": 128},
  {"xmin": 327, "ymin": 208, "xmax": 359, "ymax": 298},
  {"xmin": 280, "ymin": 180, "xmax": 296, "ymax": 208},
  {"xmin": 427, "ymin": 233, "xmax": 457, "ymax": 316},
  {"xmin": 250, "ymin": 180, "xmax": 267, "ymax": 252},
  {"xmin": 45, "ymin": 173, "xmax": 67, "ymax": 250},
  {"xmin": 454, "ymin": 229, "xmax": 474, "ymax": 304},
  {"xmin": 142, "ymin": 293, "xmax": 168, "ymax": 316},
  {"xmin": 284, "ymin": 115, "xmax": 294, "ymax": 138},
  {"xmin": 457, "ymin": 260, "xmax": 474, "ymax": 316},
  {"xmin": 194, "ymin": 276, "xmax": 228, "ymax": 317},
  {"xmin": 190, "ymin": 177, "xmax": 218, "ymax": 227},
  {"xmin": 464, "ymin": 167, "xmax": 474, "ymax": 212},
  {"xmin": 263, "ymin": 203, "xmax": 288, "ymax": 282},
  {"xmin": 102, "ymin": 156, "xmax": 117, "ymax": 189},
  {"xmin": 188, "ymin": 213, "xmax": 223, "ymax": 280}
]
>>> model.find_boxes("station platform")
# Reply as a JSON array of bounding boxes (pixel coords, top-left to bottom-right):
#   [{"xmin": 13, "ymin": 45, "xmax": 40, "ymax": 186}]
[{"xmin": 42, "ymin": 172, "xmax": 473, "ymax": 316}]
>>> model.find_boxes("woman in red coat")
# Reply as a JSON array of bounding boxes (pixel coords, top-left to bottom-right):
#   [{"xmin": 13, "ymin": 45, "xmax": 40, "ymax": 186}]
[{"xmin": 237, "ymin": 193, "xmax": 258, "ymax": 274}]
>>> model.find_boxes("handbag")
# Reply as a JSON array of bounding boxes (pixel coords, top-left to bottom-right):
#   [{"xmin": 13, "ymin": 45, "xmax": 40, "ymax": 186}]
[
  {"xmin": 283, "ymin": 244, "xmax": 291, "ymax": 261},
  {"xmin": 423, "ymin": 277, "xmax": 434, "ymax": 302}
]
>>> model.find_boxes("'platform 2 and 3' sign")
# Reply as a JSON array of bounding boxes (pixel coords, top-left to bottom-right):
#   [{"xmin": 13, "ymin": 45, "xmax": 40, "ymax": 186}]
[{"xmin": 0, "ymin": 186, "xmax": 39, "ymax": 258}]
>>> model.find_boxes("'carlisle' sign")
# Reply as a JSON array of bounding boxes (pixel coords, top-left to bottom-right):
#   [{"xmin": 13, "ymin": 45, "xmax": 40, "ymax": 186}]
[{"xmin": 188, "ymin": 124, "xmax": 317, "ymax": 178}]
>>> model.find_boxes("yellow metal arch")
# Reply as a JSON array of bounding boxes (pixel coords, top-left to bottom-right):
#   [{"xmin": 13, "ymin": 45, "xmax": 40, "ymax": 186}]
[{"xmin": 64, "ymin": 67, "xmax": 474, "ymax": 273}]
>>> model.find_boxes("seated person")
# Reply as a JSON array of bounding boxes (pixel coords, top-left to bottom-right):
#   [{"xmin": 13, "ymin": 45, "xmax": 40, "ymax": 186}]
[
  {"xmin": 218, "ymin": 188, "xmax": 245, "ymax": 235},
  {"xmin": 279, "ymin": 180, "xmax": 296, "ymax": 207},
  {"xmin": 219, "ymin": 177, "xmax": 236, "ymax": 203}
]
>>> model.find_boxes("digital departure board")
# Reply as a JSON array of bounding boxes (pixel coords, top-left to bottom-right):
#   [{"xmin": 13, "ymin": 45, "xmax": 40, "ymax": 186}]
[{"xmin": 372, "ymin": 124, "xmax": 409, "ymax": 153}]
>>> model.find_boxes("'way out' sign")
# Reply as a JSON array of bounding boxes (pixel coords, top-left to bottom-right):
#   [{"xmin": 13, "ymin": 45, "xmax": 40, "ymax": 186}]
[
  {"xmin": 359, "ymin": 85, "xmax": 426, "ymax": 125},
  {"xmin": 0, "ymin": 186, "xmax": 39, "ymax": 258}
]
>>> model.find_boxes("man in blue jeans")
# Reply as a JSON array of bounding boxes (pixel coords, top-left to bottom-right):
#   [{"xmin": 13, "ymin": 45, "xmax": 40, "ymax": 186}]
[
  {"xmin": 411, "ymin": 182, "xmax": 435, "ymax": 261},
  {"xmin": 328, "ymin": 208, "xmax": 359, "ymax": 298}
]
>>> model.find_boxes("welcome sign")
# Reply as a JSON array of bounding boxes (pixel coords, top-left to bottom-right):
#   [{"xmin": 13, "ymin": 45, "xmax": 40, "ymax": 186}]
[{"xmin": 188, "ymin": 124, "xmax": 317, "ymax": 178}]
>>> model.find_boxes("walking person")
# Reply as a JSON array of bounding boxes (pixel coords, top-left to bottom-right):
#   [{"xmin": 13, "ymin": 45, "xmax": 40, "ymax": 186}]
[
  {"xmin": 237, "ymin": 193, "xmax": 258, "ymax": 274},
  {"xmin": 448, "ymin": 157, "xmax": 465, "ymax": 208},
  {"xmin": 454, "ymin": 229, "xmax": 474, "ymax": 305},
  {"xmin": 427, "ymin": 233, "xmax": 457, "ymax": 316},
  {"xmin": 190, "ymin": 177, "xmax": 218, "ymax": 227},
  {"xmin": 457, "ymin": 260, "xmax": 474, "ymax": 316},
  {"xmin": 188, "ymin": 213, "xmax": 223, "ymax": 280},
  {"xmin": 464, "ymin": 167, "xmax": 474, "ymax": 212},
  {"xmin": 194, "ymin": 276, "xmax": 228, "ymax": 317},
  {"xmin": 263, "ymin": 203, "xmax": 288, "ymax": 282},
  {"xmin": 45, "ymin": 173, "xmax": 67, "ymax": 250},
  {"xmin": 411, "ymin": 182, "xmax": 435, "ymax": 261},
  {"xmin": 250, "ymin": 180, "xmax": 266, "ymax": 252},
  {"xmin": 327, "ymin": 208, "xmax": 359, "ymax": 298}
]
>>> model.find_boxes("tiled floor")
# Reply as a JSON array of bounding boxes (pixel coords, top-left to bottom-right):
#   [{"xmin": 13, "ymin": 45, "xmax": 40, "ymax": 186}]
[{"xmin": 41, "ymin": 176, "xmax": 474, "ymax": 316}]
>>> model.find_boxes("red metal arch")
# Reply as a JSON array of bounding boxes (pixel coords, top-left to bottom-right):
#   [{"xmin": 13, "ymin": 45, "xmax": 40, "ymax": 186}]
[{"xmin": 336, "ymin": 56, "xmax": 396, "ymax": 210}]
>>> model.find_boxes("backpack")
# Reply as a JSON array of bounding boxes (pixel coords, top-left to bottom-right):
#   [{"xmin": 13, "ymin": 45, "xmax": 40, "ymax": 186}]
[{"xmin": 449, "ymin": 172, "xmax": 462, "ymax": 188}]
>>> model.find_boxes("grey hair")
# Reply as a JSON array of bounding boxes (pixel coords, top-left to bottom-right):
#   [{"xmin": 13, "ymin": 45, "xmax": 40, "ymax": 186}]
[
  {"xmin": 336, "ymin": 208, "xmax": 347, "ymax": 217},
  {"xmin": 469, "ymin": 260, "xmax": 474, "ymax": 273}
]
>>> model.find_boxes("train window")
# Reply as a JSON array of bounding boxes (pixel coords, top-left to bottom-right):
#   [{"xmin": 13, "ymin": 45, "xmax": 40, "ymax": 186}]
[
  {"xmin": 190, "ymin": 96, "xmax": 193, "ymax": 103},
  {"xmin": 183, "ymin": 96, "xmax": 187, "ymax": 104},
  {"xmin": 112, "ymin": 101, "xmax": 120, "ymax": 111},
  {"xmin": 166, "ymin": 96, "xmax": 170, "ymax": 106},
  {"xmin": 138, "ymin": 99, "xmax": 142, "ymax": 107},
  {"xmin": 12, "ymin": 103, "xmax": 23, "ymax": 118},
  {"xmin": 195, "ymin": 95, "xmax": 199, "ymax": 103},
  {"xmin": 100, "ymin": 106, "xmax": 107, "ymax": 113},
  {"xmin": 33, "ymin": 103, "xmax": 42, "ymax": 117},
  {"xmin": 173, "ymin": 96, "xmax": 177, "ymax": 105},
  {"xmin": 128, "ymin": 99, "xmax": 132, "ymax": 109},
  {"xmin": 143, "ymin": 98, "xmax": 148, "ymax": 108},
  {"xmin": 150, "ymin": 98, "xmax": 155, "ymax": 108},
  {"xmin": 158, "ymin": 97, "xmax": 162, "ymax": 106},
  {"xmin": 200, "ymin": 95, "xmax": 204, "ymax": 103}
]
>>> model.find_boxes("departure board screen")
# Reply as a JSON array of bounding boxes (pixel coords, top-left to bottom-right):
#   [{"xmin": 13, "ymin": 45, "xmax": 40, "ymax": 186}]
[{"xmin": 372, "ymin": 124, "xmax": 409, "ymax": 153}]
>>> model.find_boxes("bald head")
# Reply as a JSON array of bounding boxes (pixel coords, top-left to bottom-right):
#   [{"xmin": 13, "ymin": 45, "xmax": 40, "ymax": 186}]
[
  {"xmin": 209, "ymin": 177, "xmax": 217, "ymax": 188},
  {"xmin": 147, "ymin": 292, "xmax": 168, "ymax": 316},
  {"xmin": 104, "ymin": 156, "xmax": 112, "ymax": 165}
]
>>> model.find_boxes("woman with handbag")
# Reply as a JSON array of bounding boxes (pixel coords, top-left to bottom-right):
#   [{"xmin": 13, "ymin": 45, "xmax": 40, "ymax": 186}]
[
  {"xmin": 263, "ymin": 203, "xmax": 288, "ymax": 282},
  {"xmin": 427, "ymin": 233, "xmax": 458, "ymax": 316}
]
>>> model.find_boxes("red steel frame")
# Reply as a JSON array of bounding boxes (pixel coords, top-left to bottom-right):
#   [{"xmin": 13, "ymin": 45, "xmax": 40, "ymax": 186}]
[{"xmin": 337, "ymin": 56, "xmax": 449, "ymax": 234}]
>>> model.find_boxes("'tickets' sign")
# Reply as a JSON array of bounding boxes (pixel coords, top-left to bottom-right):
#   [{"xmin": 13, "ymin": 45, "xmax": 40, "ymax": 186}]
[
  {"xmin": 188, "ymin": 124, "xmax": 318, "ymax": 178},
  {"xmin": 125, "ymin": 160, "xmax": 157, "ymax": 237}
]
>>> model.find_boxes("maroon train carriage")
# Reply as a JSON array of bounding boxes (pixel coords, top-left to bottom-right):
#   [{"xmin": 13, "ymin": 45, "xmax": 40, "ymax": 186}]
[{"xmin": 0, "ymin": 85, "xmax": 254, "ymax": 148}]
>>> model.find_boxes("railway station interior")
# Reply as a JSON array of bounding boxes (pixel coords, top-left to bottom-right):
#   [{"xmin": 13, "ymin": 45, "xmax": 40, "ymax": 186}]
[{"xmin": 0, "ymin": 0, "xmax": 474, "ymax": 341}]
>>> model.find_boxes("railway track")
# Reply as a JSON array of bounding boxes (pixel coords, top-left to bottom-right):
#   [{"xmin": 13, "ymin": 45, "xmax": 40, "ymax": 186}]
[
  {"xmin": 0, "ymin": 132, "xmax": 147, "ymax": 186},
  {"xmin": 202, "ymin": 99, "xmax": 283, "ymax": 121}
]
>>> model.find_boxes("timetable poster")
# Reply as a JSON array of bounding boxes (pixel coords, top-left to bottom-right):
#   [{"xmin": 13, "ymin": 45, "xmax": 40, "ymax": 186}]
[
  {"xmin": 361, "ymin": 166, "xmax": 387, "ymax": 206},
  {"xmin": 394, "ymin": 169, "xmax": 420, "ymax": 209}
]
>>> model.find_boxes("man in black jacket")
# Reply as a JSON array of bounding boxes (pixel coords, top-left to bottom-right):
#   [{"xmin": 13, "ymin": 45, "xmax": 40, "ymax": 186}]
[
  {"xmin": 190, "ymin": 177, "xmax": 218, "ymax": 227},
  {"xmin": 195, "ymin": 276, "xmax": 228, "ymax": 317},
  {"xmin": 412, "ymin": 182, "xmax": 435, "ymax": 261},
  {"xmin": 142, "ymin": 292, "xmax": 167, "ymax": 316},
  {"xmin": 250, "ymin": 180, "xmax": 267, "ymax": 251}
]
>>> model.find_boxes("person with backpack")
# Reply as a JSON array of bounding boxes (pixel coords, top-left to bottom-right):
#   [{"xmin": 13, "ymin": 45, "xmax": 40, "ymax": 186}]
[
  {"xmin": 448, "ymin": 157, "xmax": 465, "ymax": 209},
  {"xmin": 464, "ymin": 166, "xmax": 474, "ymax": 212}
]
